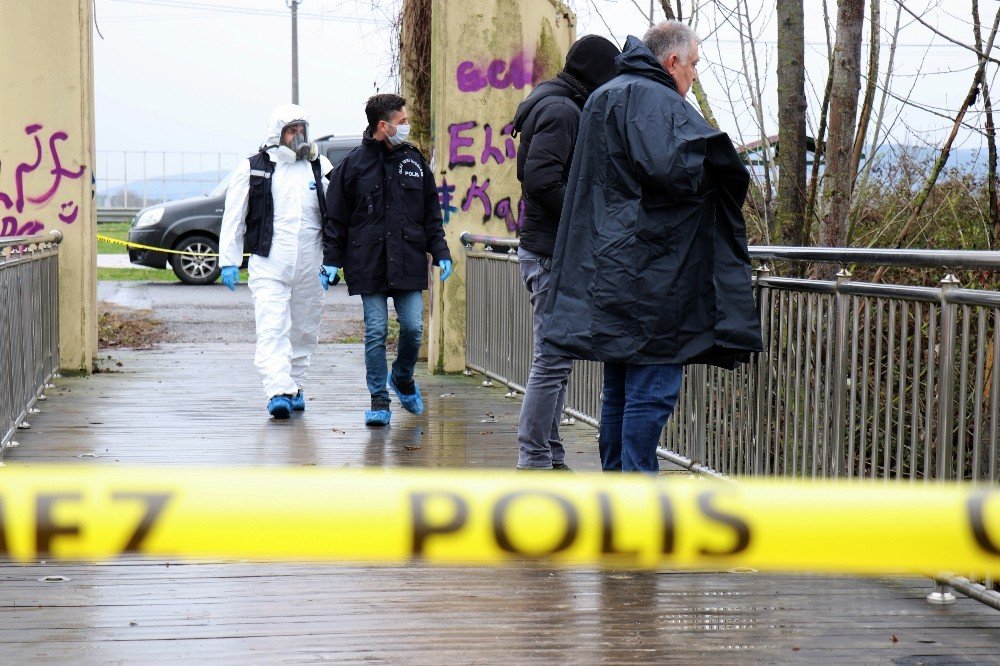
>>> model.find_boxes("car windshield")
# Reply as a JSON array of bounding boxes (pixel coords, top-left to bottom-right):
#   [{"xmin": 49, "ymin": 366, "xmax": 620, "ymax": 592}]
[{"xmin": 208, "ymin": 165, "xmax": 239, "ymax": 197}]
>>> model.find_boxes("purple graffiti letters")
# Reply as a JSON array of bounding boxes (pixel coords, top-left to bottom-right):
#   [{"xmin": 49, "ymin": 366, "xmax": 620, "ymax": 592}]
[
  {"xmin": 456, "ymin": 61, "xmax": 487, "ymax": 93},
  {"xmin": 460, "ymin": 175, "xmax": 492, "ymax": 222},
  {"xmin": 437, "ymin": 178, "xmax": 458, "ymax": 225},
  {"xmin": 0, "ymin": 123, "xmax": 85, "ymax": 237},
  {"xmin": 2, "ymin": 124, "xmax": 85, "ymax": 213},
  {"xmin": 481, "ymin": 124, "xmax": 517, "ymax": 166},
  {"xmin": 26, "ymin": 130, "xmax": 86, "ymax": 207},
  {"xmin": 451, "ymin": 121, "xmax": 519, "ymax": 169},
  {"xmin": 455, "ymin": 52, "xmax": 540, "ymax": 93},
  {"xmin": 1, "ymin": 216, "xmax": 43, "ymax": 237},
  {"xmin": 493, "ymin": 197, "xmax": 526, "ymax": 233},
  {"xmin": 449, "ymin": 121, "xmax": 478, "ymax": 169}
]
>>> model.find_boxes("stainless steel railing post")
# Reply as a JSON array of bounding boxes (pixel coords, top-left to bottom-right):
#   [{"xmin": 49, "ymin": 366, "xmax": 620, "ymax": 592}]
[
  {"xmin": 830, "ymin": 268, "xmax": 852, "ymax": 477},
  {"xmin": 936, "ymin": 274, "xmax": 961, "ymax": 481}
]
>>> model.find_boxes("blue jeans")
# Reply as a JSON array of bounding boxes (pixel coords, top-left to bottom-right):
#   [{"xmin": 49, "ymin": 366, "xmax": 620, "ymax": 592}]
[
  {"xmin": 361, "ymin": 290, "xmax": 423, "ymax": 406},
  {"xmin": 599, "ymin": 362, "xmax": 683, "ymax": 473}
]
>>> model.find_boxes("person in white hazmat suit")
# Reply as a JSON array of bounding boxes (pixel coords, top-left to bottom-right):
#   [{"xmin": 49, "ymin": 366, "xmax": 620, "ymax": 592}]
[{"xmin": 218, "ymin": 104, "xmax": 334, "ymax": 419}]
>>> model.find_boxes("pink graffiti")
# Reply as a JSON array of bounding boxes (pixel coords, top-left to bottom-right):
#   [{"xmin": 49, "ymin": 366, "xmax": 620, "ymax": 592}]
[
  {"xmin": 456, "ymin": 52, "xmax": 543, "ymax": 93},
  {"xmin": 0, "ymin": 123, "xmax": 85, "ymax": 236}
]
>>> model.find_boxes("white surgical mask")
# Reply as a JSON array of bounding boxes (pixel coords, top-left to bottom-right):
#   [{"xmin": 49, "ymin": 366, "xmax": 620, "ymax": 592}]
[{"xmin": 387, "ymin": 122, "xmax": 410, "ymax": 147}]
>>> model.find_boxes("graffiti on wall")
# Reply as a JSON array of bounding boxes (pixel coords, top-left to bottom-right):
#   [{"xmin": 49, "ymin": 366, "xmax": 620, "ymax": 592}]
[
  {"xmin": 439, "ymin": 53, "xmax": 535, "ymax": 232},
  {"xmin": 455, "ymin": 52, "xmax": 543, "ymax": 93},
  {"xmin": 1, "ymin": 123, "xmax": 85, "ymax": 237}
]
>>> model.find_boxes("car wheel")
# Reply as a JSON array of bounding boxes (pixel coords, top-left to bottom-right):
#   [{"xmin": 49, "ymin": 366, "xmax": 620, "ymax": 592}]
[{"xmin": 170, "ymin": 235, "xmax": 221, "ymax": 285}]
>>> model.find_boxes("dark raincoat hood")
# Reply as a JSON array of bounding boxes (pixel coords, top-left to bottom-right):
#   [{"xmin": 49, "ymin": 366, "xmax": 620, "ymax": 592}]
[{"xmin": 538, "ymin": 35, "xmax": 763, "ymax": 368}]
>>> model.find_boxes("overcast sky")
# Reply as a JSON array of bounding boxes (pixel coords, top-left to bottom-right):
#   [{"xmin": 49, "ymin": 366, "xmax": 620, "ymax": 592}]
[{"xmin": 93, "ymin": 0, "xmax": 989, "ymax": 177}]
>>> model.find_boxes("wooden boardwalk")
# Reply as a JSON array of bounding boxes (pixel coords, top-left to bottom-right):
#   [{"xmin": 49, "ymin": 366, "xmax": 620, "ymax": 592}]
[{"xmin": 3, "ymin": 343, "xmax": 1000, "ymax": 663}]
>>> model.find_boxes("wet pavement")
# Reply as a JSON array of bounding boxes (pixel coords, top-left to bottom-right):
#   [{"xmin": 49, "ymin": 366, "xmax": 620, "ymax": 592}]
[{"xmin": 3, "ymin": 288, "xmax": 1000, "ymax": 662}]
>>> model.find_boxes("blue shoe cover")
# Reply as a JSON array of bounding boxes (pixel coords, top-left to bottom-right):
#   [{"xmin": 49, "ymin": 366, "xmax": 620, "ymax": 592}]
[
  {"xmin": 268, "ymin": 395, "xmax": 293, "ymax": 419},
  {"xmin": 365, "ymin": 408, "xmax": 391, "ymax": 426},
  {"xmin": 389, "ymin": 376, "xmax": 424, "ymax": 415},
  {"xmin": 291, "ymin": 389, "xmax": 305, "ymax": 411}
]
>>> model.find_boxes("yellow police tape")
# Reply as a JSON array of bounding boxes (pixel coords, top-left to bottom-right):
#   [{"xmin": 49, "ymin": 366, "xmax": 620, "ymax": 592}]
[
  {"xmin": 96, "ymin": 234, "xmax": 249, "ymax": 258},
  {"xmin": 2, "ymin": 465, "xmax": 998, "ymax": 574}
]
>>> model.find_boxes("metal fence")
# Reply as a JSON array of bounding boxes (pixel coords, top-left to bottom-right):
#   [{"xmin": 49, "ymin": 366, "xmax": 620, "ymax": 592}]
[
  {"xmin": 462, "ymin": 233, "xmax": 1000, "ymax": 606},
  {"xmin": 1, "ymin": 231, "xmax": 61, "ymax": 454},
  {"xmin": 96, "ymin": 150, "xmax": 238, "ymax": 209}
]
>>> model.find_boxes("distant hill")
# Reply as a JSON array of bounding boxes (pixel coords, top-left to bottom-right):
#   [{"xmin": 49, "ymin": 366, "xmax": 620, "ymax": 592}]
[{"xmin": 97, "ymin": 170, "xmax": 230, "ymax": 208}]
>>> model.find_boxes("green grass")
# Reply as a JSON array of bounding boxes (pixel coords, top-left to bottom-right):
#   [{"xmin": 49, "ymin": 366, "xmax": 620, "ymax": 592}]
[
  {"xmin": 96, "ymin": 268, "xmax": 247, "ymax": 283},
  {"xmin": 98, "ymin": 267, "xmax": 179, "ymax": 282},
  {"xmin": 97, "ymin": 222, "xmax": 132, "ymax": 254}
]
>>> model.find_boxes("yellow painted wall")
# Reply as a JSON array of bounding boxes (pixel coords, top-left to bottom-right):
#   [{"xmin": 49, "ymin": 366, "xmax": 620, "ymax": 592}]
[
  {"xmin": 427, "ymin": 0, "xmax": 575, "ymax": 372},
  {"xmin": 0, "ymin": 1, "xmax": 96, "ymax": 373}
]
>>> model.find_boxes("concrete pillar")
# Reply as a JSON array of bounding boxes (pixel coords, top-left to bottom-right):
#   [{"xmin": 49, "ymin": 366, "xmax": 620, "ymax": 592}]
[
  {"xmin": 426, "ymin": 0, "xmax": 575, "ymax": 372},
  {"xmin": 0, "ymin": 1, "xmax": 97, "ymax": 374}
]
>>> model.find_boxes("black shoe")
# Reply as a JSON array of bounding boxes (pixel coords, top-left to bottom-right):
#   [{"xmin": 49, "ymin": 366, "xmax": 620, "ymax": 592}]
[
  {"xmin": 552, "ymin": 463, "xmax": 574, "ymax": 472},
  {"xmin": 391, "ymin": 377, "xmax": 416, "ymax": 395},
  {"xmin": 515, "ymin": 466, "xmax": 554, "ymax": 471}
]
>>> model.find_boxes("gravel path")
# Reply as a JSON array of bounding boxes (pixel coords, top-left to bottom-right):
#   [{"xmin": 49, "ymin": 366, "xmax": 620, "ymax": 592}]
[{"xmin": 98, "ymin": 280, "xmax": 366, "ymax": 344}]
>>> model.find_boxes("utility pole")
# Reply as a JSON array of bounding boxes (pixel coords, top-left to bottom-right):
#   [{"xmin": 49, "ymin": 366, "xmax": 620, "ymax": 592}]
[
  {"xmin": 287, "ymin": 0, "xmax": 302, "ymax": 103},
  {"xmin": 650, "ymin": 0, "xmax": 654, "ymax": 26}
]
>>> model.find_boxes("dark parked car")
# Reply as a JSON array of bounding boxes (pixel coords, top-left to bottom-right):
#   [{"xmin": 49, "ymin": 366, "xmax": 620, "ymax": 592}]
[{"xmin": 128, "ymin": 134, "xmax": 361, "ymax": 284}]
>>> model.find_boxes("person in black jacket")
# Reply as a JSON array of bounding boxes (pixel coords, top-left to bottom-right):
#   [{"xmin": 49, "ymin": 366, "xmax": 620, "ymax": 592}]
[
  {"xmin": 321, "ymin": 94, "xmax": 452, "ymax": 427},
  {"xmin": 511, "ymin": 35, "xmax": 620, "ymax": 470},
  {"xmin": 540, "ymin": 22, "xmax": 763, "ymax": 473}
]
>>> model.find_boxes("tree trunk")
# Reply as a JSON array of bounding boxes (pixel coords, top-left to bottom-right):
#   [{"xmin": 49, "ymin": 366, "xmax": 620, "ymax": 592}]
[
  {"xmin": 974, "ymin": 0, "xmax": 1000, "ymax": 248},
  {"xmin": 400, "ymin": 0, "xmax": 432, "ymax": 154},
  {"xmin": 852, "ymin": 2, "xmax": 902, "ymax": 245},
  {"xmin": 819, "ymin": 0, "xmax": 865, "ymax": 253},
  {"xmin": 850, "ymin": 0, "xmax": 879, "ymax": 185},
  {"xmin": 776, "ymin": 0, "xmax": 807, "ymax": 246},
  {"xmin": 805, "ymin": 0, "xmax": 835, "ymax": 239}
]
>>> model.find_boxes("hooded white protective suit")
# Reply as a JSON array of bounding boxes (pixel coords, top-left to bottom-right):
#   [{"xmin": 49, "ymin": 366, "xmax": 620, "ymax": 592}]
[{"xmin": 219, "ymin": 104, "xmax": 333, "ymax": 398}]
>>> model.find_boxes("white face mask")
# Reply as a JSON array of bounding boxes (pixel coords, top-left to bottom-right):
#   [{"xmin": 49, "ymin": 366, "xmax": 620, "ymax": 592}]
[{"xmin": 387, "ymin": 122, "xmax": 410, "ymax": 146}]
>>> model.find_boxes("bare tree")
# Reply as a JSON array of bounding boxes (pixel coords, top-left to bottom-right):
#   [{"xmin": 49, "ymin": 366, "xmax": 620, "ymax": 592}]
[
  {"xmin": 776, "ymin": 0, "xmax": 806, "ymax": 246},
  {"xmin": 850, "ymin": 0, "xmax": 880, "ymax": 184},
  {"xmin": 850, "ymin": 1, "xmax": 903, "ymax": 244},
  {"xmin": 819, "ymin": 0, "xmax": 865, "ymax": 251},
  {"xmin": 880, "ymin": 7, "xmax": 1000, "ymax": 257},
  {"xmin": 973, "ymin": 0, "xmax": 1000, "ymax": 248},
  {"xmin": 805, "ymin": 0, "xmax": 834, "ymax": 237}
]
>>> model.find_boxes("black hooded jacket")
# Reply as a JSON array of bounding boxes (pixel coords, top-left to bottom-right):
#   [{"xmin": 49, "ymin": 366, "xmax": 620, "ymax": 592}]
[
  {"xmin": 512, "ymin": 73, "xmax": 588, "ymax": 256},
  {"xmin": 323, "ymin": 132, "xmax": 450, "ymax": 296},
  {"xmin": 539, "ymin": 36, "xmax": 764, "ymax": 369},
  {"xmin": 511, "ymin": 35, "xmax": 619, "ymax": 257}
]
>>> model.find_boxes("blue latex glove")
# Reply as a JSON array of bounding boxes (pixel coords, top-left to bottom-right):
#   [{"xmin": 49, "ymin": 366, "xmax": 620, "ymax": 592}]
[
  {"xmin": 220, "ymin": 266, "xmax": 239, "ymax": 291},
  {"xmin": 320, "ymin": 264, "xmax": 340, "ymax": 291},
  {"xmin": 438, "ymin": 259, "xmax": 453, "ymax": 282}
]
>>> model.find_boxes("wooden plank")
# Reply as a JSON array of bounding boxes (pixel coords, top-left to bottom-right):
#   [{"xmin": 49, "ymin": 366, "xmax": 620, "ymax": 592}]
[{"xmin": 1, "ymin": 343, "xmax": 998, "ymax": 662}]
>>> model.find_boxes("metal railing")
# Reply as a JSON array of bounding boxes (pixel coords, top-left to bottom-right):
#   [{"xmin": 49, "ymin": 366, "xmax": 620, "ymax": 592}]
[
  {"xmin": 462, "ymin": 232, "xmax": 1000, "ymax": 607},
  {"xmin": 1, "ymin": 231, "xmax": 61, "ymax": 454}
]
